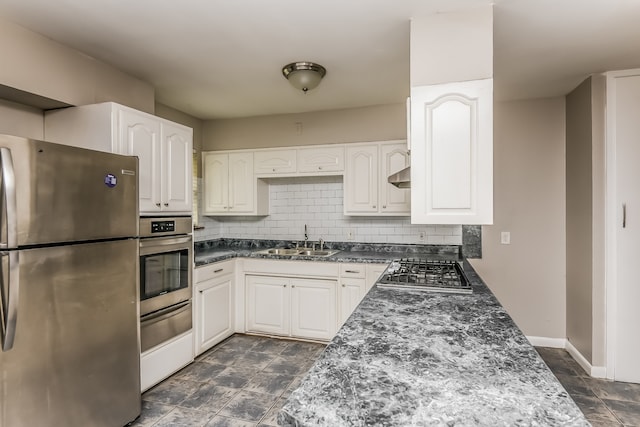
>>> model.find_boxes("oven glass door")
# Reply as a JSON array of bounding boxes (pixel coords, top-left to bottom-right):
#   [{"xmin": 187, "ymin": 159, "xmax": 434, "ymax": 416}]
[{"xmin": 140, "ymin": 248, "xmax": 189, "ymax": 300}]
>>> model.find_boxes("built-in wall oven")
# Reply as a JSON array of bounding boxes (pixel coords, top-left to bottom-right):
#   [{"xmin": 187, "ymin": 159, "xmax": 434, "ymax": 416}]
[{"xmin": 139, "ymin": 216, "xmax": 193, "ymax": 353}]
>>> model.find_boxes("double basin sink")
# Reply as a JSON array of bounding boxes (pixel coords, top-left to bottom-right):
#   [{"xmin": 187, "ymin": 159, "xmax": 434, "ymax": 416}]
[{"xmin": 255, "ymin": 248, "xmax": 340, "ymax": 257}]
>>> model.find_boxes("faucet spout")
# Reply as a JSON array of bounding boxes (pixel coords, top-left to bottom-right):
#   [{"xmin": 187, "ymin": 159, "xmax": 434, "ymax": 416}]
[{"xmin": 304, "ymin": 224, "xmax": 308, "ymax": 247}]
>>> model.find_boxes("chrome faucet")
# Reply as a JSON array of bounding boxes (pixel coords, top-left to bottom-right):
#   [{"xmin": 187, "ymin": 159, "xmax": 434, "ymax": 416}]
[{"xmin": 304, "ymin": 224, "xmax": 309, "ymax": 248}]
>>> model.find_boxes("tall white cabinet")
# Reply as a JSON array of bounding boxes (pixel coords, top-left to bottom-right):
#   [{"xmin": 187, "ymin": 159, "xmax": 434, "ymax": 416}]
[
  {"xmin": 45, "ymin": 102, "xmax": 193, "ymax": 215},
  {"xmin": 410, "ymin": 79, "xmax": 493, "ymax": 224}
]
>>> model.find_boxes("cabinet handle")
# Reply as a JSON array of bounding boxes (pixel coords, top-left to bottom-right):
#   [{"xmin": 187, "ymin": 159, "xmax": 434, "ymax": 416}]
[
  {"xmin": 342, "ymin": 284, "xmax": 346, "ymax": 287},
  {"xmin": 292, "ymin": 285, "xmax": 295, "ymax": 288},
  {"xmin": 214, "ymin": 269, "xmax": 223, "ymax": 273},
  {"xmin": 345, "ymin": 270, "xmax": 360, "ymax": 274},
  {"xmin": 283, "ymin": 284, "xmax": 287, "ymax": 287},
  {"xmin": 155, "ymin": 203, "xmax": 161, "ymax": 207},
  {"xmin": 164, "ymin": 203, "xmax": 169, "ymax": 207},
  {"xmin": 382, "ymin": 205, "xmax": 386, "ymax": 209},
  {"xmin": 318, "ymin": 166, "xmax": 322, "ymax": 170},
  {"xmin": 199, "ymin": 290, "xmax": 203, "ymax": 293},
  {"xmin": 623, "ymin": 203, "xmax": 627, "ymax": 228},
  {"xmin": 272, "ymin": 168, "xmax": 276, "ymax": 172},
  {"xmin": 372, "ymin": 205, "xmax": 376, "ymax": 209}
]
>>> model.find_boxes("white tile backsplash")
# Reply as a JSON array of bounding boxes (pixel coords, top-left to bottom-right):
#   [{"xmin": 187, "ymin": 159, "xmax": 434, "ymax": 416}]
[{"xmin": 194, "ymin": 176, "xmax": 462, "ymax": 245}]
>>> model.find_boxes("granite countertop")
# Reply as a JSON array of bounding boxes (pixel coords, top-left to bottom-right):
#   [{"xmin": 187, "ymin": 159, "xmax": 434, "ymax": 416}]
[
  {"xmin": 194, "ymin": 239, "xmax": 462, "ymax": 267},
  {"xmin": 278, "ymin": 263, "xmax": 590, "ymax": 427}
]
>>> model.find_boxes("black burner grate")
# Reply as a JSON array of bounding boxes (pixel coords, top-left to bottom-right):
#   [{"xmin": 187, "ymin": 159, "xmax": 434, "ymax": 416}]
[{"xmin": 378, "ymin": 258, "xmax": 472, "ymax": 293}]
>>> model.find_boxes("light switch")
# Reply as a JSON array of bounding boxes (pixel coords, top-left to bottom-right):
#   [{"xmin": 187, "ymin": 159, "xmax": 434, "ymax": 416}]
[{"xmin": 501, "ymin": 231, "xmax": 511, "ymax": 245}]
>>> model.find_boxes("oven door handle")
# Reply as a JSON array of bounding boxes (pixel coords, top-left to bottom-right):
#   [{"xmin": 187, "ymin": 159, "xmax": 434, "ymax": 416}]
[
  {"xmin": 140, "ymin": 300, "xmax": 190, "ymax": 326},
  {"xmin": 139, "ymin": 236, "xmax": 192, "ymax": 248}
]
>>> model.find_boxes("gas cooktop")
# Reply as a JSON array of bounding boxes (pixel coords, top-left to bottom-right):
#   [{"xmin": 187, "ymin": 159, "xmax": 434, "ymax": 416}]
[{"xmin": 377, "ymin": 258, "xmax": 472, "ymax": 294}]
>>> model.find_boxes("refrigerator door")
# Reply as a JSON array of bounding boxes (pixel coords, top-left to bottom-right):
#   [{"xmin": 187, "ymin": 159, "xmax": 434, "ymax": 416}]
[
  {"xmin": 0, "ymin": 239, "xmax": 140, "ymax": 427},
  {"xmin": 0, "ymin": 134, "xmax": 138, "ymax": 247}
]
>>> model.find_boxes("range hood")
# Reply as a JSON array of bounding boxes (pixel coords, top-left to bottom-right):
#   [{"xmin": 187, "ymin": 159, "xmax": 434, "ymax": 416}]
[{"xmin": 388, "ymin": 166, "xmax": 411, "ymax": 188}]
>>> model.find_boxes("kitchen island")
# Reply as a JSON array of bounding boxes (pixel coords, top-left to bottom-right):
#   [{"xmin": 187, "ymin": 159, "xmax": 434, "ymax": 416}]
[{"xmin": 277, "ymin": 263, "xmax": 589, "ymax": 426}]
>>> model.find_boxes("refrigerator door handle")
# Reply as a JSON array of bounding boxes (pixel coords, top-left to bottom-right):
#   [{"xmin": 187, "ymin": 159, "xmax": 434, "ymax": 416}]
[
  {"xmin": 0, "ymin": 147, "xmax": 18, "ymax": 249},
  {"xmin": 1, "ymin": 251, "xmax": 20, "ymax": 351}
]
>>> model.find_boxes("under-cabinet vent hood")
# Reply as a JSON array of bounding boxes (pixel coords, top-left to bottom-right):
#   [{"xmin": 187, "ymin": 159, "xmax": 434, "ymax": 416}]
[{"xmin": 388, "ymin": 166, "xmax": 411, "ymax": 188}]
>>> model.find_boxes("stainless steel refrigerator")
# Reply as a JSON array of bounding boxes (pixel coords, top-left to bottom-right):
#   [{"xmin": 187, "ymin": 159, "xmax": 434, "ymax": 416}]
[{"xmin": 0, "ymin": 134, "xmax": 141, "ymax": 427}]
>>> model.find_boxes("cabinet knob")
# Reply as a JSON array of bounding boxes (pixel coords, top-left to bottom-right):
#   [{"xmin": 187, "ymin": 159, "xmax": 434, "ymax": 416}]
[
  {"xmin": 292, "ymin": 285, "xmax": 295, "ymax": 288},
  {"xmin": 156, "ymin": 203, "xmax": 161, "ymax": 207},
  {"xmin": 318, "ymin": 166, "xmax": 322, "ymax": 170},
  {"xmin": 342, "ymin": 284, "xmax": 346, "ymax": 287},
  {"xmin": 382, "ymin": 205, "xmax": 386, "ymax": 209},
  {"xmin": 283, "ymin": 284, "xmax": 286, "ymax": 288},
  {"xmin": 272, "ymin": 168, "xmax": 276, "ymax": 172},
  {"xmin": 214, "ymin": 269, "xmax": 223, "ymax": 273},
  {"xmin": 164, "ymin": 203, "xmax": 169, "ymax": 207},
  {"xmin": 372, "ymin": 205, "xmax": 376, "ymax": 209}
]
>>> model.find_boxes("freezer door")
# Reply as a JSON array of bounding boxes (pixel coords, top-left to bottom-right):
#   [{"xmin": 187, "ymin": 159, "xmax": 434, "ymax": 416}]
[
  {"xmin": 0, "ymin": 134, "xmax": 138, "ymax": 247},
  {"xmin": 0, "ymin": 239, "xmax": 140, "ymax": 427}
]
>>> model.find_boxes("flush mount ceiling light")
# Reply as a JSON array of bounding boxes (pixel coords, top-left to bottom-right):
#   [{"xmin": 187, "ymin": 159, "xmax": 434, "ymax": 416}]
[{"xmin": 282, "ymin": 62, "xmax": 327, "ymax": 93}]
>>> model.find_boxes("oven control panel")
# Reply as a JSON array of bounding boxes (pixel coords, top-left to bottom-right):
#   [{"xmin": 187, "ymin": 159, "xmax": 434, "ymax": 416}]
[
  {"xmin": 139, "ymin": 216, "xmax": 192, "ymax": 238},
  {"xmin": 151, "ymin": 220, "xmax": 175, "ymax": 233}
]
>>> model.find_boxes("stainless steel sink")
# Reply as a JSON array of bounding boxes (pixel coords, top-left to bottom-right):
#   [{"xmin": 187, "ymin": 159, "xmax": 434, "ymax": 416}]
[{"xmin": 255, "ymin": 248, "xmax": 339, "ymax": 257}]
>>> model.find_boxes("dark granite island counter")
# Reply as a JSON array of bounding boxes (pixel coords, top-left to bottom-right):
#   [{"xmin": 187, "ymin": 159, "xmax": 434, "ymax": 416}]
[{"xmin": 278, "ymin": 263, "xmax": 589, "ymax": 426}]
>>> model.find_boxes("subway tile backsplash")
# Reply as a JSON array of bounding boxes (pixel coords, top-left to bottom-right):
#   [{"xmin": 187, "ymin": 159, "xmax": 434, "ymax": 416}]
[{"xmin": 194, "ymin": 176, "xmax": 462, "ymax": 245}]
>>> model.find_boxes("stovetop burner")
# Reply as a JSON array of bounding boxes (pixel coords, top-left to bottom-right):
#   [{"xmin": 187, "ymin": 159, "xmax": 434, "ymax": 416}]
[{"xmin": 377, "ymin": 258, "xmax": 472, "ymax": 294}]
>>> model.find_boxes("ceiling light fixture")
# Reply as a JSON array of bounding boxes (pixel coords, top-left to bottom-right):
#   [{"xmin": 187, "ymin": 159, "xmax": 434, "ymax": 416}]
[{"xmin": 282, "ymin": 62, "xmax": 326, "ymax": 93}]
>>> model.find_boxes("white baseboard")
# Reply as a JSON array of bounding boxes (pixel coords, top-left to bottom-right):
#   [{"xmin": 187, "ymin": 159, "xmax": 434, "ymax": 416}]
[
  {"xmin": 526, "ymin": 336, "xmax": 566, "ymax": 348},
  {"xmin": 565, "ymin": 339, "xmax": 607, "ymax": 378}
]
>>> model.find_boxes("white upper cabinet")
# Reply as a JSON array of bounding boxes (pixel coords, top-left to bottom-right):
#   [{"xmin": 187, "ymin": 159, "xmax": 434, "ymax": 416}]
[
  {"xmin": 410, "ymin": 79, "xmax": 493, "ymax": 224},
  {"xmin": 202, "ymin": 151, "xmax": 269, "ymax": 216},
  {"xmin": 44, "ymin": 102, "xmax": 193, "ymax": 216},
  {"xmin": 344, "ymin": 141, "xmax": 410, "ymax": 216},
  {"xmin": 254, "ymin": 149, "xmax": 297, "ymax": 175},
  {"xmin": 297, "ymin": 145, "xmax": 345, "ymax": 174}
]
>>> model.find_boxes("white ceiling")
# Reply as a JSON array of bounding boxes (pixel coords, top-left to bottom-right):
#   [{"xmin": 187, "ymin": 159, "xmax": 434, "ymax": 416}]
[{"xmin": 1, "ymin": 0, "xmax": 640, "ymax": 120}]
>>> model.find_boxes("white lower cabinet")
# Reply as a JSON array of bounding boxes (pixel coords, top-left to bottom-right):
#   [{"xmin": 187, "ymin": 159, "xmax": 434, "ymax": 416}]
[
  {"xmin": 194, "ymin": 260, "xmax": 235, "ymax": 356},
  {"xmin": 366, "ymin": 263, "xmax": 389, "ymax": 292},
  {"xmin": 338, "ymin": 278, "xmax": 366, "ymax": 326},
  {"xmin": 246, "ymin": 274, "xmax": 337, "ymax": 341}
]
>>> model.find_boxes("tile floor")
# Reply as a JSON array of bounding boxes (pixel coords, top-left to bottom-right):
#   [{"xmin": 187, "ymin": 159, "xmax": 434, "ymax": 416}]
[
  {"xmin": 132, "ymin": 335, "xmax": 640, "ymax": 426},
  {"xmin": 132, "ymin": 334, "xmax": 324, "ymax": 427},
  {"xmin": 536, "ymin": 347, "xmax": 640, "ymax": 426}
]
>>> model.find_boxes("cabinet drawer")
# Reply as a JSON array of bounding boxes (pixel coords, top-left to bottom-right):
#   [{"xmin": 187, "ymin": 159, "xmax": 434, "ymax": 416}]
[
  {"xmin": 339, "ymin": 263, "xmax": 366, "ymax": 278},
  {"xmin": 254, "ymin": 149, "xmax": 297, "ymax": 175},
  {"xmin": 195, "ymin": 260, "xmax": 235, "ymax": 283},
  {"xmin": 297, "ymin": 146, "xmax": 345, "ymax": 173}
]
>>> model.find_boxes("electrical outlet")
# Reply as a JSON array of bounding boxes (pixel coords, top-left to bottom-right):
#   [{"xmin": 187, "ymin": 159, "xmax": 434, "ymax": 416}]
[
  {"xmin": 501, "ymin": 231, "xmax": 511, "ymax": 245},
  {"xmin": 418, "ymin": 231, "xmax": 426, "ymax": 242},
  {"xmin": 346, "ymin": 230, "xmax": 355, "ymax": 241}
]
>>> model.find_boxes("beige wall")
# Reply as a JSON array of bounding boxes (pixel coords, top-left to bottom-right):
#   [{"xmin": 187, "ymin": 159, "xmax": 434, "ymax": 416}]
[
  {"xmin": 0, "ymin": 18, "xmax": 154, "ymax": 113},
  {"xmin": 202, "ymin": 103, "xmax": 406, "ymax": 150},
  {"xmin": 566, "ymin": 78, "xmax": 594, "ymax": 361},
  {"xmin": 0, "ymin": 98, "xmax": 44, "ymax": 139},
  {"xmin": 470, "ymin": 97, "xmax": 567, "ymax": 339}
]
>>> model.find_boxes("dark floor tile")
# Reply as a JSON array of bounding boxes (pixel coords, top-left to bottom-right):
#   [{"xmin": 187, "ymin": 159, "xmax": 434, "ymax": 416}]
[
  {"xmin": 143, "ymin": 378, "xmax": 202, "ymax": 405},
  {"xmin": 214, "ymin": 366, "xmax": 259, "ymax": 389},
  {"xmin": 152, "ymin": 407, "xmax": 213, "ymax": 427},
  {"xmin": 555, "ymin": 374, "xmax": 597, "ymax": 397},
  {"xmin": 175, "ymin": 360, "xmax": 228, "ymax": 382},
  {"xmin": 205, "ymin": 415, "xmax": 256, "ymax": 427},
  {"xmin": 245, "ymin": 372, "xmax": 295, "ymax": 396},
  {"xmin": 264, "ymin": 356, "xmax": 313, "ymax": 376},
  {"xmin": 232, "ymin": 350, "xmax": 278, "ymax": 370},
  {"xmin": 603, "ymin": 398, "xmax": 640, "ymax": 426},
  {"xmin": 130, "ymin": 400, "xmax": 174, "ymax": 427},
  {"xmin": 219, "ymin": 334, "xmax": 265, "ymax": 352},
  {"xmin": 218, "ymin": 390, "xmax": 278, "ymax": 422},
  {"xmin": 591, "ymin": 379, "xmax": 640, "ymax": 402},
  {"xmin": 280, "ymin": 341, "xmax": 324, "ymax": 359},
  {"xmin": 252, "ymin": 338, "xmax": 291, "ymax": 355},
  {"xmin": 571, "ymin": 394, "xmax": 620, "ymax": 424},
  {"xmin": 258, "ymin": 397, "xmax": 286, "ymax": 426},
  {"xmin": 179, "ymin": 383, "xmax": 240, "ymax": 412},
  {"xmin": 201, "ymin": 347, "xmax": 249, "ymax": 365}
]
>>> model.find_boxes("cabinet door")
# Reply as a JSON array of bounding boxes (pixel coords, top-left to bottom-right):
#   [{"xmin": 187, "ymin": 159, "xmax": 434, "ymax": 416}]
[
  {"xmin": 195, "ymin": 273, "xmax": 234, "ymax": 355},
  {"xmin": 246, "ymin": 275, "xmax": 290, "ymax": 336},
  {"xmin": 229, "ymin": 152, "xmax": 255, "ymax": 213},
  {"xmin": 344, "ymin": 145, "xmax": 378, "ymax": 214},
  {"xmin": 338, "ymin": 278, "xmax": 366, "ymax": 326},
  {"xmin": 162, "ymin": 122, "xmax": 193, "ymax": 214},
  {"xmin": 297, "ymin": 146, "xmax": 345, "ymax": 174},
  {"xmin": 366, "ymin": 263, "xmax": 388, "ymax": 292},
  {"xmin": 411, "ymin": 79, "xmax": 493, "ymax": 224},
  {"xmin": 379, "ymin": 143, "xmax": 411, "ymax": 215},
  {"xmin": 203, "ymin": 152, "xmax": 229, "ymax": 213},
  {"xmin": 119, "ymin": 109, "xmax": 162, "ymax": 213},
  {"xmin": 254, "ymin": 149, "xmax": 297, "ymax": 175},
  {"xmin": 291, "ymin": 278, "xmax": 337, "ymax": 341}
]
